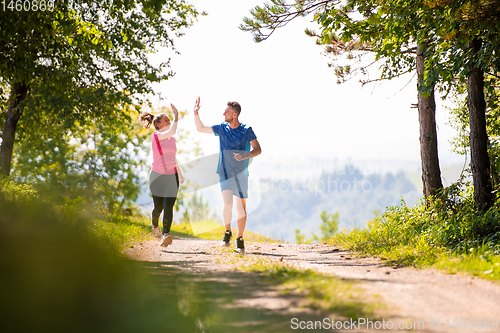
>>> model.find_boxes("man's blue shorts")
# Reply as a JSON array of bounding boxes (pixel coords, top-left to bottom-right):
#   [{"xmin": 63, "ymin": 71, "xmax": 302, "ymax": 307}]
[{"xmin": 219, "ymin": 174, "xmax": 248, "ymax": 199}]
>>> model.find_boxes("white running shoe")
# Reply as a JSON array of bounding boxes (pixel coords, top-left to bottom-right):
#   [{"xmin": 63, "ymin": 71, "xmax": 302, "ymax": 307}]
[
  {"xmin": 152, "ymin": 225, "xmax": 162, "ymax": 238},
  {"xmin": 161, "ymin": 233, "xmax": 172, "ymax": 247}
]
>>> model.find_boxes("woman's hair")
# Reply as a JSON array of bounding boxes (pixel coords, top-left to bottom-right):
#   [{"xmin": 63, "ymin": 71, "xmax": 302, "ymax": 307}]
[{"xmin": 139, "ymin": 112, "xmax": 168, "ymax": 131}]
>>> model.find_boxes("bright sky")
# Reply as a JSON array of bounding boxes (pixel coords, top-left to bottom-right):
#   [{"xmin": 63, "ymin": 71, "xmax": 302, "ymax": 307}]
[{"xmin": 151, "ymin": 0, "xmax": 464, "ymax": 174}]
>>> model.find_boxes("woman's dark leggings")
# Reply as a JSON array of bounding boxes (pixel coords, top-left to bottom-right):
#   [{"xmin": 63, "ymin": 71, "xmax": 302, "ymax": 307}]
[{"xmin": 151, "ymin": 173, "xmax": 179, "ymax": 234}]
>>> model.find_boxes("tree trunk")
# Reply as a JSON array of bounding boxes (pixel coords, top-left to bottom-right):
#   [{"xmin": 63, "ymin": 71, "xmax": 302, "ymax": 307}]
[
  {"xmin": 467, "ymin": 37, "xmax": 494, "ymax": 211},
  {"xmin": 416, "ymin": 41, "xmax": 443, "ymax": 199},
  {"xmin": 0, "ymin": 82, "xmax": 29, "ymax": 178}
]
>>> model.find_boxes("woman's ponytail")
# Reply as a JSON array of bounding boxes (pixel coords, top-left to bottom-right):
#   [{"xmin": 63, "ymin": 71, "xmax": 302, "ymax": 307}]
[{"xmin": 139, "ymin": 112, "xmax": 155, "ymax": 129}]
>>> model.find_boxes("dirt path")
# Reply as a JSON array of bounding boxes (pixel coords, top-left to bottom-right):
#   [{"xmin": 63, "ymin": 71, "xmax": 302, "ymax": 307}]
[{"xmin": 126, "ymin": 237, "xmax": 500, "ymax": 332}]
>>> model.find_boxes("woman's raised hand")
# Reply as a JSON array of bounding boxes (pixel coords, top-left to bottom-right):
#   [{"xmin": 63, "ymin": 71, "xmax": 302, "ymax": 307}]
[{"xmin": 170, "ymin": 104, "xmax": 179, "ymax": 120}]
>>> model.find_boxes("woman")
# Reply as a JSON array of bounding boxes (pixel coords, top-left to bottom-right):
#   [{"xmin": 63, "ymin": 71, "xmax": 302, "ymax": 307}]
[{"xmin": 139, "ymin": 105, "xmax": 185, "ymax": 247}]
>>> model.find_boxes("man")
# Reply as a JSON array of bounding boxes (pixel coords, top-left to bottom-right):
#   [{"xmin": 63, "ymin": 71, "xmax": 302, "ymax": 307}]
[{"xmin": 193, "ymin": 97, "xmax": 262, "ymax": 254}]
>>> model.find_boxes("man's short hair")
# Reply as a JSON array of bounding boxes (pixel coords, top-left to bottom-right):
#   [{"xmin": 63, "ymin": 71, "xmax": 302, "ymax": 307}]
[{"xmin": 227, "ymin": 101, "xmax": 241, "ymax": 115}]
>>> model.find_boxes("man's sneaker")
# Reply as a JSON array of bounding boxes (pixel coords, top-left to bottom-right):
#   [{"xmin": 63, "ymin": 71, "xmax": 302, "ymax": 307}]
[
  {"xmin": 236, "ymin": 237, "xmax": 245, "ymax": 254},
  {"xmin": 221, "ymin": 230, "xmax": 232, "ymax": 247},
  {"xmin": 160, "ymin": 233, "xmax": 172, "ymax": 247},
  {"xmin": 152, "ymin": 225, "xmax": 162, "ymax": 238}
]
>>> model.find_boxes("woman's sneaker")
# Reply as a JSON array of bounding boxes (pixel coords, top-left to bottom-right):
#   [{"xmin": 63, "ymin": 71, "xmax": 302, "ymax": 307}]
[
  {"xmin": 152, "ymin": 225, "xmax": 162, "ymax": 238},
  {"xmin": 221, "ymin": 230, "xmax": 232, "ymax": 247},
  {"xmin": 236, "ymin": 237, "xmax": 245, "ymax": 254},
  {"xmin": 161, "ymin": 232, "xmax": 172, "ymax": 247}
]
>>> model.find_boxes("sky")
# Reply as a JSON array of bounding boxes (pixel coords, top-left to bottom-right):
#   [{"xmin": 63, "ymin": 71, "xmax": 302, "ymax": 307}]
[{"xmin": 150, "ymin": 0, "xmax": 465, "ymax": 177}]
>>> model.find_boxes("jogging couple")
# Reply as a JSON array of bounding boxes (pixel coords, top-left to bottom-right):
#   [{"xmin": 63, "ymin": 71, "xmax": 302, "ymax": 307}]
[{"xmin": 139, "ymin": 97, "xmax": 261, "ymax": 254}]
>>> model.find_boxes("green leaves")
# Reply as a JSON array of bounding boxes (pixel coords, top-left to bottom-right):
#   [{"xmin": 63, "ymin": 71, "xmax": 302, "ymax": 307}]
[
  {"xmin": 241, "ymin": 0, "xmax": 344, "ymax": 42},
  {"xmin": 1, "ymin": 0, "xmax": 203, "ymax": 176},
  {"xmin": 0, "ymin": 0, "xmax": 202, "ymax": 101},
  {"xmin": 11, "ymin": 105, "xmax": 149, "ymax": 213}
]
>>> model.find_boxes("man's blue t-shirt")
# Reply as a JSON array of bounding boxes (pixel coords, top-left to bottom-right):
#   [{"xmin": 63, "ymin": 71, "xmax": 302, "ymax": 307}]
[{"xmin": 212, "ymin": 123, "xmax": 257, "ymax": 179}]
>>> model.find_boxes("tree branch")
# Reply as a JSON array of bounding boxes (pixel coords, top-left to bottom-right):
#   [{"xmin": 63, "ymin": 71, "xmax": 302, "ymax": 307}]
[
  {"xmin": 242, "ymin": 0, "xmax": 340, "ymax": 42},
  {"xmin": 360, "ymin": 68, "xmax": 413, "ymax": 86},
  {"xmin": 486, "ymin": 72, "xmax": 500, "ymax": 80}
]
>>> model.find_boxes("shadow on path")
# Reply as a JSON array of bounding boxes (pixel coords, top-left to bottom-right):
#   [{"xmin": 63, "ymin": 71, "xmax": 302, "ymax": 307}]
[{"xmin": 141, "ymin": 261, "xmax": 347, "ymax": 333}]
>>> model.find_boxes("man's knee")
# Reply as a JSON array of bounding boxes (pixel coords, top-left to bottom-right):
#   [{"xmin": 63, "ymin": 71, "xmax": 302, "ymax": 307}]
[
  {"xmin": 223, "ymin": 201, "xmax": 233, "ymax": 210},
  {"xmin": 236, "ymin": 208, "xmax": 247, "ymax": 218},
  {"xmin": 235, "ymin": 201, "xmax": 246, "ymax": 214}
]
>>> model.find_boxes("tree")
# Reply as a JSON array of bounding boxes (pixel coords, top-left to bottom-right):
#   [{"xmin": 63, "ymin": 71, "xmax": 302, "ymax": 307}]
[
  {"xmin": 318, "ymin": 210, "xmax": 339, "ymax": 241},
  {"xmin": 295, "ymin": 228, "xmax": 306, "ymax": 244},
  {"xmin": 11, "ymin": 105, "xmax": 150, "ymax": 214},
  {"xmin": 416, "ymin": 39, "xmax": 444, "ymax": 198},
  {"xmin": 467, "ymin": 38, "xmax": 494, "ymax": 210},
  {"xmin": 294, "ymin": 210, "xmax": 339, "ymax": 243},
  {"xmin": 241, "ymin": 0, "xmax": 444, "ymax": 199},
  {"xmin": 362, "ymin": 0, "xmax": 500, "ymax": 209},
  {"xmin": 0, "ymin": 1, "xmax": 202, "ymax": 177},
  {"xmin": 418, "ymin": 0, "xmax": 500, "ymax": 210},
  {"xmin": 448, "ymin": 79, "xmax": 500, "ymax": 193},
  {"xmin": 181, "ymin": 191, "xmax": 220, "ymax": 223}
]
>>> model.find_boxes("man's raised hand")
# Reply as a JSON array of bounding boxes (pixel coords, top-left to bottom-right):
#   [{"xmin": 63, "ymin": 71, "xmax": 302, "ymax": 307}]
[{"xmin": 193, "ymin": 96, "xmax": 201, "ymax": 115}]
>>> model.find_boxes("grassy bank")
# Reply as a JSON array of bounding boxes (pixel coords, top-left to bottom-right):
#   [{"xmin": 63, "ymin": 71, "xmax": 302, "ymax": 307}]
[
  {"xmin": 91, "ymin": 214, "xmax": 154, "ymax": 251},
  {"xmin": 329, "ymin": 186, "xmax": 500, "ymax": 281},
  {"xmin": 90, "ymin": 210, "xmax": 279, "ymax": 251}
]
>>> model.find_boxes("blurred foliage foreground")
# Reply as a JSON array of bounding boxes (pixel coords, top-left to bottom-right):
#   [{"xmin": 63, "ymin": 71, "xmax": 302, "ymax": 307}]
[
  {"xmin": 1, "ymin": 181, "xmax": 373, "ymax": 333},
  {"xmin": 0, "ymin": 188, "xmax": 209, "ymax": 332},
  {"xmin": 1, "ymin": 181, "xmax": 302, "ymax": 333}
]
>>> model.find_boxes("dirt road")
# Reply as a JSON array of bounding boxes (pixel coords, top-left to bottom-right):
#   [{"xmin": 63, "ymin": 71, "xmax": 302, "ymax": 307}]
[{"xmin": 126, "ymin": 237, "xmax": 500, "ymax": 332}]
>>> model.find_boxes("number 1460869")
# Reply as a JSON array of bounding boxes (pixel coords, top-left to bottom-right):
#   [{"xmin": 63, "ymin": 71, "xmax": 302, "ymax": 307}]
[
  {"xmin": 1, "ymin": 0, "xmax": 55, "ymax": 11},
  {"xmin": 445, "ymin": 318, "xmax": 498, "ymax": 330}
]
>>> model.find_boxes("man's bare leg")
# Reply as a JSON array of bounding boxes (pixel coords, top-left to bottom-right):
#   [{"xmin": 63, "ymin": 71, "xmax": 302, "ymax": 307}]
[
  {"xmin": 221, "ymin": 189, "xmax": 233, "ymax": 231},
  {"xmin": 235, "ymin": 197, "xmax": 247, "ymax": 238}
]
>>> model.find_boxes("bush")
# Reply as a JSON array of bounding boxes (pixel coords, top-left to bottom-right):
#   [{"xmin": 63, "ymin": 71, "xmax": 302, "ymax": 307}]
[{"xmin": 331, "ymin": 182, "xmax": 500, "ymax": 267}]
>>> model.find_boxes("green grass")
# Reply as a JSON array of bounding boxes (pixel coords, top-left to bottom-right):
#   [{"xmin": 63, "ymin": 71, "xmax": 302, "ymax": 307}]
[
  {"xmin": 331, "ymin": 223, "xmax": 443, "ymax": 267},
  {"xmin": 91, "ymin": 214, "xmax": 154, "ymax": 251},
  {"xmin": 329, "ymin": 189, "xmax": 500, "ymax": 281},
  {"xmin": 240, "ymin": 261, "xmax": 383, "ymax": 319},
  {"xmin": 172, "ymin": 219, "xmax": 280, "ymax": 243},
  {"xmin": 89, "ymin": 216, "xmax": 280, "ymax": 253},
  {"xmin": 435, "ymin": 246, "xmax": 500, "ymax": 280},
  {"xmin": 331, "ymin": 232, "xmax": 500, "ymax": 281}
]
